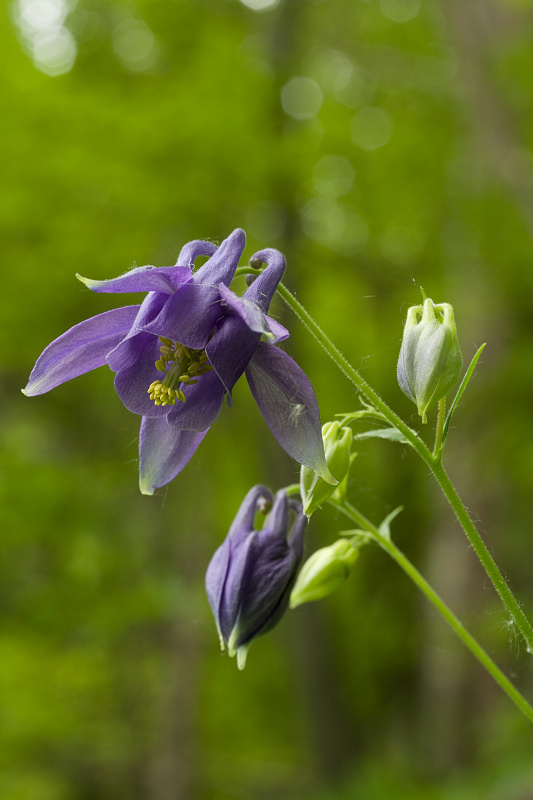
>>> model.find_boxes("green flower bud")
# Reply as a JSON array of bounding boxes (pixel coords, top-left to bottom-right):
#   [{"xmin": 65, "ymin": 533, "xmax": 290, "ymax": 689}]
[
  {"xmin": 397, "ymin": 298, "xmax": 462, "ymax": 423},
  {"xmin": 290, "ymin": 538, "xmax": 359, "ymax": 608},
  {"xmin": 300, "ymin": 421, "xmax": 353, "ymax": 517}
]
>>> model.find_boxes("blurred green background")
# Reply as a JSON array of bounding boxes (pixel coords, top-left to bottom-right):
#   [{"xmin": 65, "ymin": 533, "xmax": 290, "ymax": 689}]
[{"xmin": 3, "ymin": 0, "xmax": 533, "ymax": 797}]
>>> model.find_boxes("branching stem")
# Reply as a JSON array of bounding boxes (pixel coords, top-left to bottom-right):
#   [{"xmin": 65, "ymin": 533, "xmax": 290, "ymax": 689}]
[
  {"xmin": 330, "ymin": 499, "xmax": 533, "ymax": 725},
  {"xmin": 235, "ymin": 267, "xmax": 533, "ymax": 655}
]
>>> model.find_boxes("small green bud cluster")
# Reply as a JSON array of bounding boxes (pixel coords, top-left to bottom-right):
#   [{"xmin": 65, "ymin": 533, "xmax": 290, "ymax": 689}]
[
  {"xmin": 300, "ymin": 421, "xmax": 353, "ymax": 516},
  {"xmin": 290, "ymin": 538, "xmax": 359, "ymax": 608},
  {"xmin": 397, "ymin": 298, "xmax": 462, "ymax": 423}
]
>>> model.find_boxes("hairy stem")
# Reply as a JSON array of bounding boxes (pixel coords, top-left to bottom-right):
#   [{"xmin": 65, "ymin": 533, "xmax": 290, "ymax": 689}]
[
  {"xmin": 433, "ymin": 397, "xmax": 446, "ymax": 457},
  {"xmin": 238, "ymin": 271, "xmax": 533, "ymax": 652},
  {"xmin": 332, "ymin": 499, "xmax": 533, "ymax": 724}
]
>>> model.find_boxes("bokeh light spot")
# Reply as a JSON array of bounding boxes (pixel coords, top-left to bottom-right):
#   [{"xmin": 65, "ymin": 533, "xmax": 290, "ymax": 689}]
[
  {"xmin": 380, "ymin": 0, "xmax": 421, "ymax": 23},
  {"xmin": 301, "ymin": 198, "xmax": 369, "ymax": 255},
  {"xmin": 113, "ymin": 19, "xmax": 159, "ymax": 72},
  {"xmin": 350, "ymin": 106, "xmax": 392, "ymax": 150},
  {"xmin": 313, "ymin": 156, "xmax": 354, "ymax": 198},
  {"xmin": 18, "ymin": 0, "xmax": 67, "ymax": 33},
  {"xmin": 281, "ymin": 77, "xmax": 323, "ymax": 120},
  {"xmin": 32, "ymin": 27, "xmax": 76, "ymax": 76},
  {"xmin": 239, "ymin": 0, "xmax": 280, "ymax": 9},
  {"xmin": 304, "ymin": 48, "xmax": 354, "ymax": 95},
  {"xmin": 12, "ymin": 0, "xmax": 77, "ymax": 75}
]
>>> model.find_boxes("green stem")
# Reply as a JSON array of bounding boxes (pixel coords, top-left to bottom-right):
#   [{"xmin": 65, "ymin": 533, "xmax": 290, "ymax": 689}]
[
  {"xmin": 433, "ymin": 397, "xmax": 446, "ymax": 458},
  {"xmin": 333, "ymin": 499, "xmax": 533, "ymax": 724},
  {"xmin": 240, "ymin": 273, "xmax": 533, "ymax": 653},
  {"xmin": 273, "ymin": 282, "xmax": 434, "ymax": 464},
  {"xmin": 430, "ymin": 461, "xmax": 533, "ymax": 653}
]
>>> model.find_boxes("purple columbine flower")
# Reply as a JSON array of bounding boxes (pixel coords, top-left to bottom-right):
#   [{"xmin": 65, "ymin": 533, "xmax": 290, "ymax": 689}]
[
  {"xmin": 23, "ymin": 229, "xmax": 334, "ymax": 493},
  {"xmin": 205, "ymin": 485, "xmax": 307, "ymax": 669}
]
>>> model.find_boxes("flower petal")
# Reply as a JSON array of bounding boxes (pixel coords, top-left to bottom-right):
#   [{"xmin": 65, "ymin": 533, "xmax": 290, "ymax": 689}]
[
  {"xmin": 246, "ymin": 248, "xmax": 286, "ymax": 312},
  {"xmin": 166, "ymin": 371, "xmax": 226, "ymax": 432},
  {"xmin": 245, "ymin": 343, "xmax": 334, "ymax": 483},
  {"xmin": 230, "ymin": 528, "xmax": 299, "ymax": 649},
  {"xmin": 107, "ymin": 292, "xmax": 168, "ymax": 373},
  {"xmin": 219, "ymin": 531, "xmax": 257, "ymax": 643},
  {"xmin": 218, "ymin": 248, "xmax": 286, "ymax": 340},
  {"xmin": 206, "ymin": 314, "xmax": 260, "ymax": 399},
  {"xmin": 139, "ymin": 415, "xmax": 209, "ymax": 495},
  {"xmin": 205, "ymin": 485, "xmax": 273, "ymax": 643},
  {"xmin": 23, "ymin": 306, "xmax": 140, "ymax": 397},
  {"xmin": 77, "ymin": 266, "xmax": 192, "ymax": 296},
  {"xmin": 141, "ymin": 229, "xmax": 246, "ymax": 349},
  {"xmin": 228, "ymin": 485, "xmax": 273, "ymax": 539},
  {"xmin": 205, "ymin": 535, "xmax": 232, "ymax": 643},
  {"xmin": 176, "ymin": 239, "xmax": 218, "ymax": 267},
  {"xmin": 113, "ymin": 332, "xmax": 168, "ymax": 418},
  {"xmin": 264, "ymin": 316, "xmax": 289, "ymax": 344},
  {"xmin": 193, "ymin": 228, "xmax": 246, "ymax": 289}
]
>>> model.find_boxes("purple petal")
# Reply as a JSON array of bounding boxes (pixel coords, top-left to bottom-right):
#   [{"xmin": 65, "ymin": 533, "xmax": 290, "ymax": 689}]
[
  {"xmin": 166, "ymin": 371, "xmax": 226, "ymax": 432},
  {"xmin": 245, "ymin": 248, "xmax": 286, "ymax": 313},
  {"xmin": 139, "ymin": 415, "xmax": 209, "ymax": 495},
  {"xmin": 107, "ymin": 292, "xmax": 168, "ymax": 373},
  {"xmin": 77, "ymin": 266, "xmax": 192, "ymax": 295},
  {"xmin": 263, "ymin": 490, "xmax": 289, "ymax": 540},
  {"xmin": 219, "ymin": 530, "xmax": 257, "ymax": 642},
  {"xmin": 245, "ymin": 343, "xmax": 334, "ymax": 482},
  {"xmin": 23, "ymin": 306, "xmax": 140, "ymax": 397},
  {"xmin": 177, "ymin": 239, "xmax": 218, "ymax": 267},
  {"xmin": 228, "ymin": 485, "xmax": 273, "ymax": 539},
  {"xmin": 217, "ymin": 249, "xmax": 285, "ymax": 341},
  {"xmin": 141, "ymin": 229, "xmax": 246, "ymax": 349},
  {"xmin": 193, "ymin": 228, "xmax": 246, "ymax": 289},
  {"xmin": 205, "ymin": 485, "xmax": 273, "ymax": 642},
  {"xmin": 205, "ymin": 535, "xmax": 232, "ymax": 640},
  {"xmin": 264, "ymin": 316, "xmax": 289, "ymax": 344},
  {"xmin": 114, "ymin": 333, "xmax": 168, "ymax": 418},
  {"xmin": 206, "ymin": 315, "xmax": 260, "ymax": 399},
  {"xmin": 288, "ymin": 507, "xmax": 307, "ymax": 560},
  {"xmin": 230, "ymin": 530, "xmax": 298, "ymax": 648}
]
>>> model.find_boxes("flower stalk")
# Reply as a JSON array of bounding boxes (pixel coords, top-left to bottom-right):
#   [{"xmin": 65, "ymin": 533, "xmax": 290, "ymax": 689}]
[
  {"xmin": 329, "ymin": 498, "xmax": 533, "ymax": 725},
  {"xmin": 235, "ymin": 267, "xmax": 533, "ymax": 655}
]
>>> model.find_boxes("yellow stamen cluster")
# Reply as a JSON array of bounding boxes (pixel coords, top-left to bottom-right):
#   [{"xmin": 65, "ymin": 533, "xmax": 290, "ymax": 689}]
[{"xmin": 147, "ymin": 337, "xmax": 213, "ymax": 406}]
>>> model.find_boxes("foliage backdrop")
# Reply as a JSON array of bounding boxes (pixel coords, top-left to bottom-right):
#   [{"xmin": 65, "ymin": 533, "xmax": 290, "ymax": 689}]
[{"xmin": 2, "ymin": 0, "xmax": 533, "ymax": 797}]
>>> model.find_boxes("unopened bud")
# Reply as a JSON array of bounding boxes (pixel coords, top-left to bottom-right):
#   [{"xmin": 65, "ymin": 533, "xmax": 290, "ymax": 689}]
[
  {"xmin": 290, "ymin": 538, "xmax": 359, "ymax": 608},
  {"xmin": 300, "ymin": 421, "xmax": 353, "ymax": 516},
  {"xmin": 397, "ymin": 298, "xmax": 462, "ymax": 423}
]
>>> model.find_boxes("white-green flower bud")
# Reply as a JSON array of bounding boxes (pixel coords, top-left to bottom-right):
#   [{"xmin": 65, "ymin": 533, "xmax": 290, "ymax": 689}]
[
  {"xmin": 290, "ymin": 539, "xmax": 359, "ymax": 608},
  {"xmin": 397, "ymin": 299, "xmax": 462, "ymax": 423},
  {"xmin": 300, "ymin": 421, "xmax": 353, "ymax": 517}
]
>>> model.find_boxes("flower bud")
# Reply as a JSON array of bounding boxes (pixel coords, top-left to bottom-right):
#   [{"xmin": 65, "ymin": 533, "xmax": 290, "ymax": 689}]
[
  {"xmin": 300, "ymin": 421, "xmax": 353, "ymax": 516},
  {"xmin": 290, "ymin": 538, "xmax": 359, "ymax": 608},
  {"xmin": 205, "ymin": 485, "xmax": 306, "ymax": 669},
  {"xmin": 397, "ymin": 298, "xmax": 462, "ymax": 423}
]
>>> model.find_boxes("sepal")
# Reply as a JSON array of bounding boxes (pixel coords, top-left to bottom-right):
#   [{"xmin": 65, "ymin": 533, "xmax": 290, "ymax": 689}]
[{"xmin": 300, "ymin": 421, "xmax": 353, "ymax": 516}]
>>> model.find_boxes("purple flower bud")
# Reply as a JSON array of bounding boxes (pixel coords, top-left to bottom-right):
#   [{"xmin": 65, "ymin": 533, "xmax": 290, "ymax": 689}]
[{"xmin": 205, "ymin": 486, "xmax": 307, "ymax": 669}]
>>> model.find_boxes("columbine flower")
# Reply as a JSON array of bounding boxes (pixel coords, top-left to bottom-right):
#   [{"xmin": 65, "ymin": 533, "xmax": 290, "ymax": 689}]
[
  {"xmin": 205, "ymin": 485, "xmax": 307, "ymax": 669},
  {"xmin": 23, "ymin": 229, "xmax": 333, "ymax": 493}
]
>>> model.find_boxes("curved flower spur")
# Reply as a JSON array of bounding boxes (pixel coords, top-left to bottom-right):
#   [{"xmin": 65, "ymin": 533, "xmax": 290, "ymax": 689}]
[{"xmin": 23, "ymin": 229, "xmax": 335, "ymax": 493}]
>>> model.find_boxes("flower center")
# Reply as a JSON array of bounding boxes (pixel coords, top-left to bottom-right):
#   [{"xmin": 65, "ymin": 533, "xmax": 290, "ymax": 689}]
[{"xmin": 147, "ymin": 337, "xmax": 212, "ymax": 406}]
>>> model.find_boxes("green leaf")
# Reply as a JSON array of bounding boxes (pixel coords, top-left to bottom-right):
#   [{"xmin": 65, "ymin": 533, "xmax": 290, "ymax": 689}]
[
  {"xmin": 378, "ymin": 506, "xmax": 404, "ymax": 540},
  {"xmin": 442, "ymin": 343, "xmax": 486, "ymax": 445},
  {"xmin": 352, "ymin": 427, "xmax": 409, "ymax": 443}
]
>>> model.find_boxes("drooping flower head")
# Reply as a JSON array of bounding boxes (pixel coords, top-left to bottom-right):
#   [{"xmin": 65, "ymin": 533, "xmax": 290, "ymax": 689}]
[
  {"xmin": 205, "ymin": 485, "xmax": 307, "ymax": 669},
  {"xmin": 24, "ymin": 229, "xmax": 334, "ymax": 493}
]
